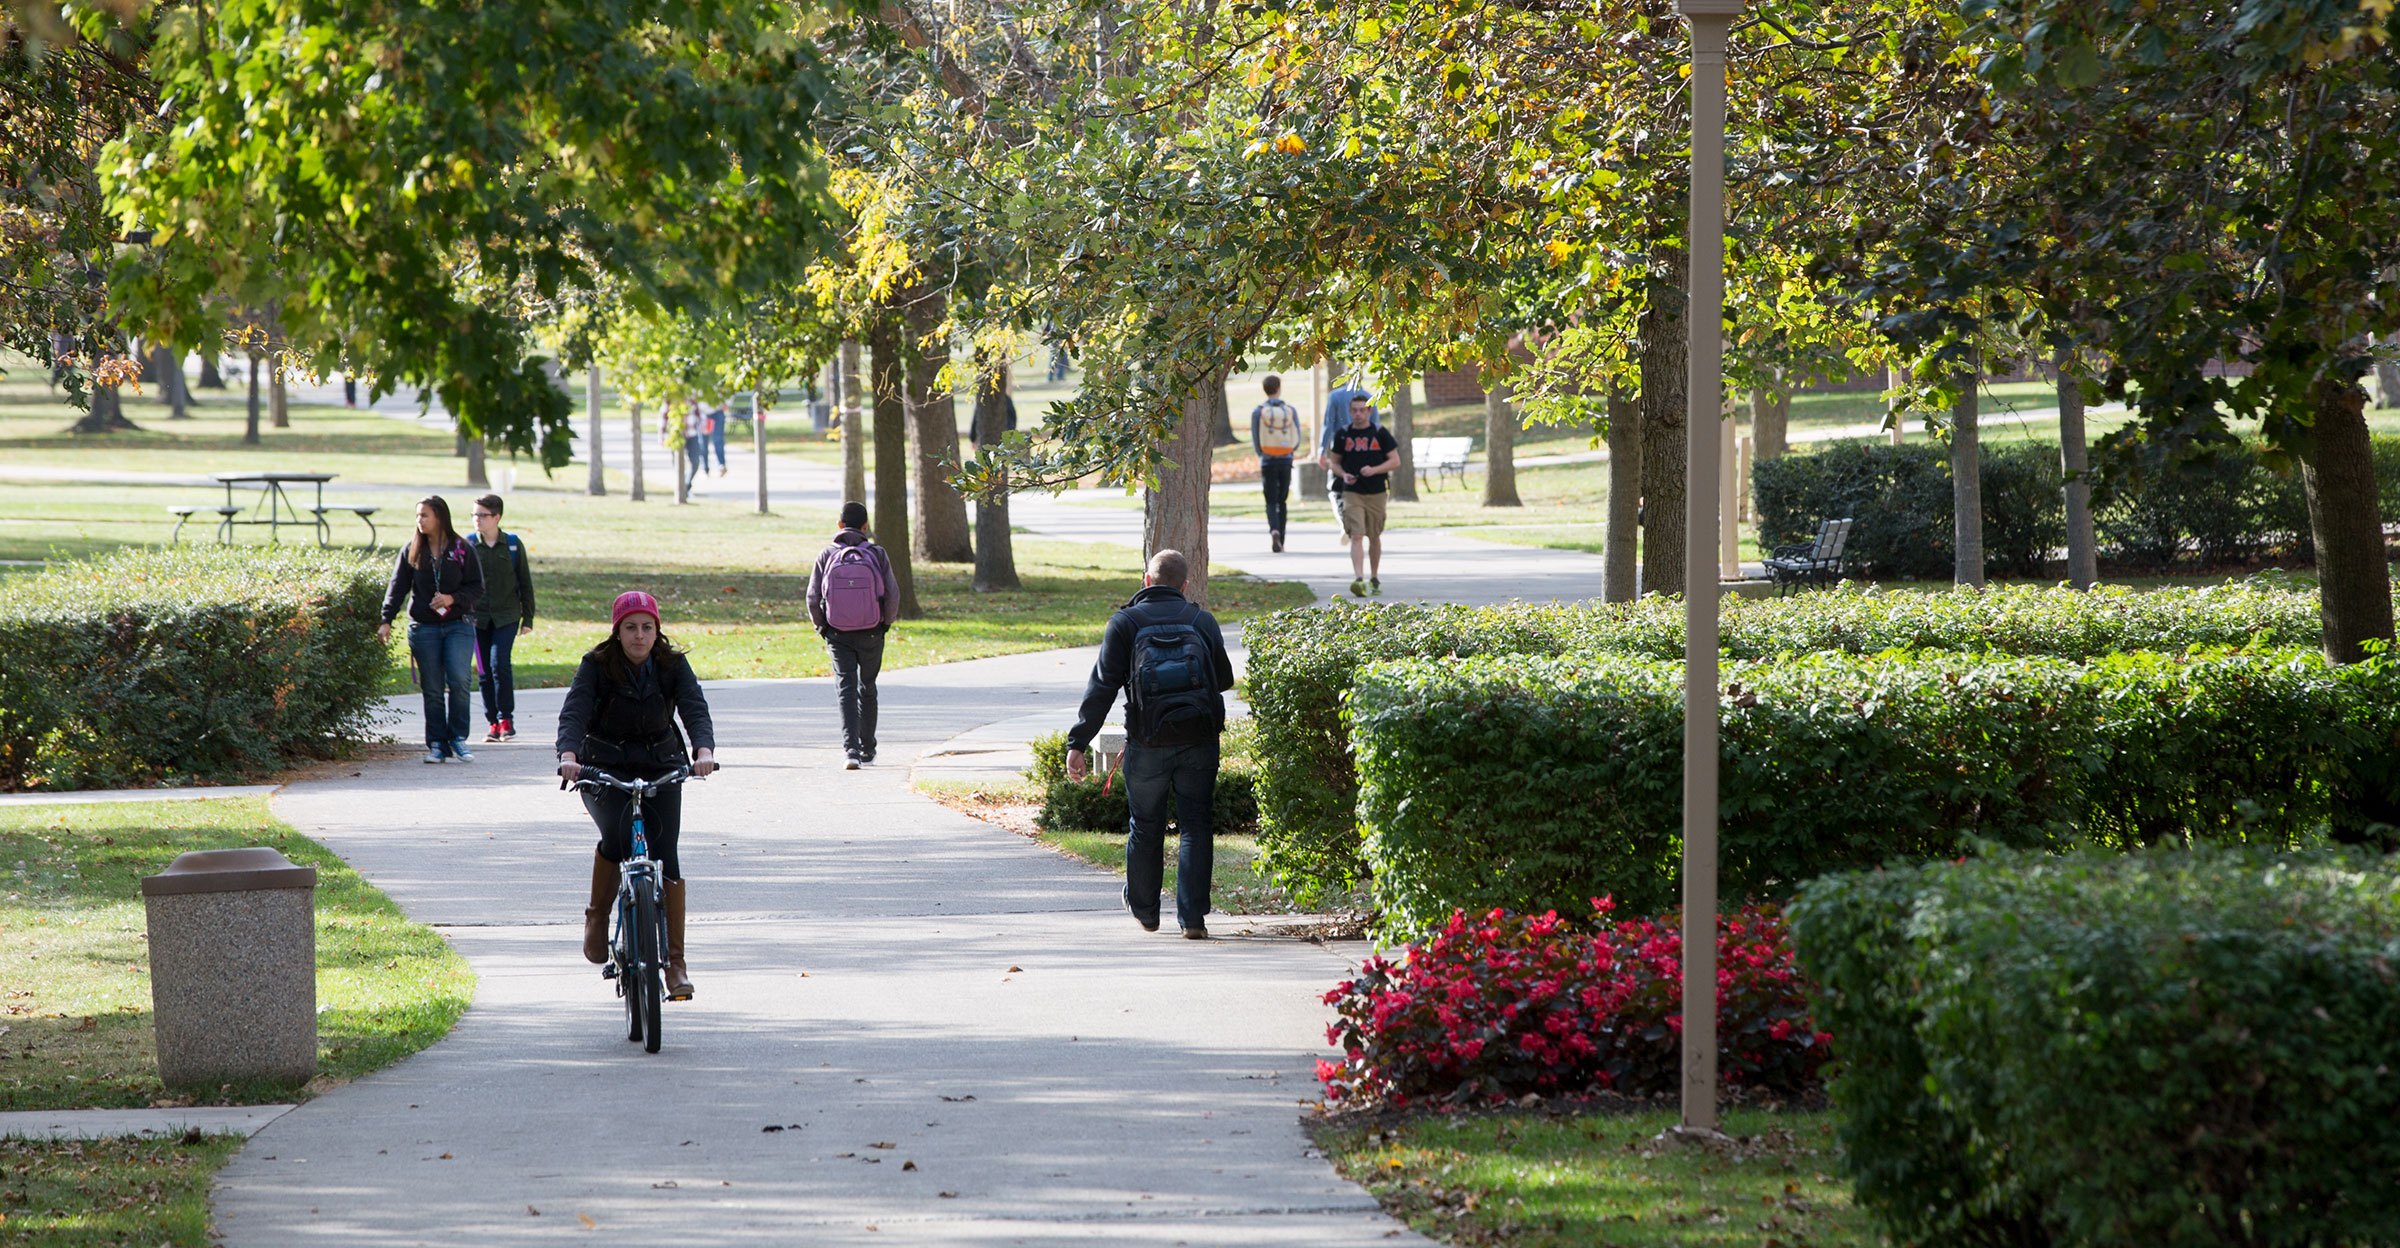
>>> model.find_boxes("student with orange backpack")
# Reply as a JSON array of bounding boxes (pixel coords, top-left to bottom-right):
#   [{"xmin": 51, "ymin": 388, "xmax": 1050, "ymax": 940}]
[
  {"xmin": 1249, "ymin": 374, "xmax": 1307, "ymax": 552},
  {"xmin": 806, "ymin": 502, "xmax": 899, "ymax": 769}
]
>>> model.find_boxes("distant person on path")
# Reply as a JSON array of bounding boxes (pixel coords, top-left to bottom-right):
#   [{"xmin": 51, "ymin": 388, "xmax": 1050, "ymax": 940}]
[
  {"xmin": 683, "ymin": 401, "xmax": 708, "ymax": 491},
  {"xmin": 556, "ymin": 592, "xmax": 718, "ymax": 1000},
  {"xmin": 1064, "ymin": 550, "xmax": 1237, "ymax": 940},
  {"xmin": 1321, "ymin": 392, "xmax": 1400, "ymax": 596},
  {"xmin": 378, "ymin": 496, "xmax": 486, "ymax": 763},
  {"xmin": 343, "ymin": 376, "xmax": 357, "ymax": 407},
  {"xmin": 807, "ymin": 502, "xmax": 899, "ymax": 769},
  {"xmin": 1249, "ymin": 375, "xmax": 1306, "ymax": 553},
  {"xmin": 706, "ymin": 403, "xmax": 729, "ymax": 477},
  {"xmin": 467, "ymin": 493, "xmax": 537, "ymax": 743}
]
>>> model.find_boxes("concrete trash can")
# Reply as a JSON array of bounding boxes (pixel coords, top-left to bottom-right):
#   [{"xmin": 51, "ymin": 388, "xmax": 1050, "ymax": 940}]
[{"xmin": 140, "ymin": 847, "xmax": 318, "ymax": 1090}]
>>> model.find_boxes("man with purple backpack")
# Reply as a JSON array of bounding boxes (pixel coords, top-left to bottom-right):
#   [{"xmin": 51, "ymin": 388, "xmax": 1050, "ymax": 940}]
[{"xmin": 807, "ymin": 502, "xmax": 899, "ymax": 769}]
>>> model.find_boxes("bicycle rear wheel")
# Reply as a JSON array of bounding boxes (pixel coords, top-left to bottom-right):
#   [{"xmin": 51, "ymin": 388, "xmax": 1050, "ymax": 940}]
[
  {"xmin": 634, "ymin": 878, "xmax": 664, "ymax": 1054},
  {"xmin": 620, "ymin": 892, "xmax": 643, "ymax": 1044}
]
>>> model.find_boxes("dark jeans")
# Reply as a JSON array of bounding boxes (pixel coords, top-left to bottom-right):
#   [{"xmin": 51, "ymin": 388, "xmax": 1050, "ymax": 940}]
[
  {"xmin": 1260, "ymin": 457, "xmax": 1292, "ymax": 535},
  {"xmin": 583, "ymin": 778, "xmax": 684, "ymax": 882},
  {"xmin": 709, "ymin": 426, "xmax": 728, "ymax": 469},
  {"xmin": 407, "ymin": 620, "xmax": 475, "ymax": 748},
  {"xmin": 1124, "ymin": 739, "xmax": 1219, "ymax": 931},
  {"xmin": 474, "ymin": 623, "xmax": 517, "ymax": 723},
  {"xmin": 684, "ymin": 436, "xmax": 706, "ymax": 487},
  {"xmin": 826, "ymin": 628, "xmax": 885, "ymax": 758}
]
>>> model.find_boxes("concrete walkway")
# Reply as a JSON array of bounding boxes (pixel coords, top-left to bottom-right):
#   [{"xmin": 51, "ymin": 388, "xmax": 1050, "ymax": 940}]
[{"xmin": 220, "ymin": 648, "xmax": 1428, "ymax": 1247}]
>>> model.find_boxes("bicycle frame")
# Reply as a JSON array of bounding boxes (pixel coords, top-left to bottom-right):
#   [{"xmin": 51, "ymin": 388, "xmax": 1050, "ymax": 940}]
[{"xmin": 568, "ymin": 765, "xmax": 691, "ymax": 1050}]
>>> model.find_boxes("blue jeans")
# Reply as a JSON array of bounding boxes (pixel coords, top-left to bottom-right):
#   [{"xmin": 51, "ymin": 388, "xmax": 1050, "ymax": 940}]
[
  {"xmin": 1124, "ymin": 740, "xmax": 1218, "ymax": 931},
  {"xmin": 709, "ymin": 425, "xmax": 728, "ymax": 469},
  {"xmin": 684, "ymin": 436, "xmax": 706, "ymax": 487},
  {"xmin": 474, "ymin": 623, "xmax": 517, "ymax": 723},
  {"xmin": 408, "ymin": 620, "xmax": 475, "ymax": 748}
]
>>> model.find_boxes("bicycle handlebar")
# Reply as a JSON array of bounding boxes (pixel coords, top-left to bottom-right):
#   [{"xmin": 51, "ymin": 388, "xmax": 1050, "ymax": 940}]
[{"xmin": 563, "ymin": 764, "xmax": 696, "ymax": 794}]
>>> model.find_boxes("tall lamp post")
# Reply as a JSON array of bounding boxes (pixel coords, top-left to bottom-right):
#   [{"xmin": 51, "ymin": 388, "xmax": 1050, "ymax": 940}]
[{"xmin": 1678, "ymin": 0, "xmax": 1743, "ymax": 1141}]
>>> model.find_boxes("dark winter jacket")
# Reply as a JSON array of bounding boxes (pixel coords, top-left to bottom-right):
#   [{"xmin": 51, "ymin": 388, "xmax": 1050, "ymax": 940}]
[
  {"xmin": 1066, "ymin": 585, "xmax": 1235, "ymax": 751},
  {"xmin": 468, "ymin": 530, "xmax": 536, "ymax": 630},
  {"xmin": 554, "ymin": 648, "xmax": 716, "ymax": 776},
  {"xmin": 380, "ymin": 538, "xmax": 485, "ymax": 628}
]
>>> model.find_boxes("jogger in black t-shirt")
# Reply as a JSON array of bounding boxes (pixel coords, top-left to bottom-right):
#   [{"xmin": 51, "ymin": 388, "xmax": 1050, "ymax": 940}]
[{"xmin": 1320, "ymin": 393, "xmax": 1400, "ymax": 596}]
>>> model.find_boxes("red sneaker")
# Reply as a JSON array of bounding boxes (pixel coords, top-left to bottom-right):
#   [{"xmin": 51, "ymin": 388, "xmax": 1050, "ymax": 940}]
[{"xmin": 499, "ymin": 718, "xmax": 517, "ymax": 741}]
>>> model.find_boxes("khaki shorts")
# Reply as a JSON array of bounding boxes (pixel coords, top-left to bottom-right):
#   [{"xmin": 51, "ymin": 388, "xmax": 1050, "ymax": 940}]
[{"xmin": 1338, "ymin": 491, "xmax": 1388, "ymax": 538}]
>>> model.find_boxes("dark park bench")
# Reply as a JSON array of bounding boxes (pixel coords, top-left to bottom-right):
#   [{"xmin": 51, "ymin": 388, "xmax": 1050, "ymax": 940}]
[{"xmin": 1763, "ymin": 517, "xmax": 1855, "ymax": 594}]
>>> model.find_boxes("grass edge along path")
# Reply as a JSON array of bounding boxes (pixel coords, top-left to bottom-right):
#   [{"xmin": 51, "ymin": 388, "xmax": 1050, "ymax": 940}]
[
  {"xmin": 3, "ymin": 796, "xmax": 472, "ymax": 1247},
  {"xmin": 2, "ymin": 795, "xmax": 473, "ymax": 1114},
  {"xmin": 0, "ymin": 1132, "xmax": 245, "ymax": 1248},
  {"xmin": 1312, "ymin": 1102, "xmax": 1876, "ymax": 1248}
]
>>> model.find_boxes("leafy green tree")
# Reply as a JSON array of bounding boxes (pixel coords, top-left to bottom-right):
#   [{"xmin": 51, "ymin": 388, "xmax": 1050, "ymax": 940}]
[
  {"xmin": 102, "ymin": 0, "xmax": 843, "ymax": 469},
  {"xmin": 1965, "ymin": 0, "xmax": 2399, "ymax": 658}
]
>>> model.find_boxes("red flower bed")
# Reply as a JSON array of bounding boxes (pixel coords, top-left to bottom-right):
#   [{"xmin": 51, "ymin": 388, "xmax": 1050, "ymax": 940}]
[{"xmin": 1317, "ymin": 900, "xmax": 1828, "ymax": 1106}]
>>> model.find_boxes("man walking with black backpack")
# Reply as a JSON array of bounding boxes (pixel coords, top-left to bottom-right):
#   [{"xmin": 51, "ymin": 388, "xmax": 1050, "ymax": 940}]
[
  {"xmin": 808, "ymin": 502, "xmax": 899, "ymax": 769},
  {"xmin": 1064, "ymin": 550, "xmax": 1237, "ymax": 939}
]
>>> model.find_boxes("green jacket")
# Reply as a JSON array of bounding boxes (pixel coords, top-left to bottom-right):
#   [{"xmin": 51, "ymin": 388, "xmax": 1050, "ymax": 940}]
[{"xmin": 468, "ymin": 530, "xmax": 536, "ymax": 629}]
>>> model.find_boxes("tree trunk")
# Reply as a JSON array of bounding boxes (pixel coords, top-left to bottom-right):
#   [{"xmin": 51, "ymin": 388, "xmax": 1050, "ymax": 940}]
[
  {"xmin": 904, "ymin": 288, "xmax": 973, "ymax": 562},
  {"xmin": 1638, "ymin": 248, "xmax": 1689, "ymax": 597},
  {"xmin": 2377, "ymin": 332, "xmax": 2400, "ymax": 410},
  {"xmin": 1299, "ymin": 356, "xmax": 1330, "ymax": 501},
  {"xmin": 1212, "ymin": 382, "xmax": 1236, "ymax": 447},
  {"xmin": 840, "ymin": 340, "xmax": 867, "ymax": 505},
  {"xmin": 1145, "ymin": 373, "xmax": 1219, "ymax": 607},
  {"xmin": 466, "ymin": 434, "xmax": 490, "ymax": 488},
  {"xmin": 153, "ymin": 347, "xmax": 190, "ymax": 419},
  {"xmin": 753, "ymin": 389, "xmax": 769, "ymax": 515},
  {"xmin": 584, "ymin": 367, "xmax": 606, "ymax": 496},
  {"xmin": 870, "ymin": 314, "xmax": 923, "ymax": 619},
  {"xmin": 972, "ymin": 360, "xmax": 1021, "ymax": 592},
  {"xmin": 1888, "ymin": 365, "xmax": 1907, "ymax": 444},
  {"xmin": 1951, "ymin": 355, "xmax": 1984, "ymax": 588},
  {"xmin": 1388, "ymin": 377, "xmax": 1419, "ymax": 501},
  {"xmin": 2301, "ymin": 378, "xmax": 2392, "ymax": 662},
  {"xmin": 71, "ymin": 384, "xmax": 138, "ymax": 433},
  {"xmin": 674, "ymin": 431, "xmax": 689, "ymax": 505},
  {"xmin": 269, "ymin": 360, "xmax": 289, "ymax": 428},
  {"xmin": 2056, "ymin": 354, "xmax": 2097, "ymax": 590},
  {"xmin": 628, "ymin": 401, "xmax": 646, "ymax": 502},
  {"xmin": 244, "ymin": 353, "xmax": 262, "ymax": 444},
  {"xmin": 1749, "ymin": 385, "xmax": 1788, "ymax": 460},
  {"xmin": 198, "ymin": 354, "xmax": 225, "ymax": 390},
  {"xmin": 1481, "ymin": 378, "xmax": 1522, "ymax": 506},
  {"xmin": 1604, "ymin": 386, "xmax": 1643, "ymax": 601}
]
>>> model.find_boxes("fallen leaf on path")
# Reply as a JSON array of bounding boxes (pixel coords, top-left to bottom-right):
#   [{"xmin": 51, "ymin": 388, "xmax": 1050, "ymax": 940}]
[
  {"xmin": 1006, "ymin": 966, "xmax": 1023, "ymax": 972},
  {"xmin": 902, "ymin": 1160, "xmax": 917, "ymax": 1171},
  {"xmin": 870, "ymin": 1141, "xmax": 896, "ymax": 1149},
  {"xmin": 940, "ymin": 1095, "xmax": 976, "ymax": 1102},
  {"xmin": 577, "ymin": 1213, "xmax": 596, "ymax": 1229},
  {"xmin": 527, "ymin": 1206, "xmax": 539, "ymax": 1216},
  {"xmin": 652, "ymin": 1181, "xmax": 677, "ymax": 1189},
  {"xmin": 761, "ymin": 1125, "xmax": 784, "ymax": 1133},
  {"xmin": 939, "ymin": 1190, "xmax": 958, "ymax": 1199}
]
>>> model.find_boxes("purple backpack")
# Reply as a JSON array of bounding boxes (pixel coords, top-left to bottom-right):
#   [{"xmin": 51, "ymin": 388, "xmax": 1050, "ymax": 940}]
[{"xmin": 823, "ymin": 545, "xmax": 884, "ymax": 631}]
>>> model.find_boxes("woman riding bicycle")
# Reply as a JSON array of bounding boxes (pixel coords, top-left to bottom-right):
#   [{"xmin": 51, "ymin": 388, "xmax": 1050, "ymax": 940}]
[{"xmin": 556, "ymin": 592, "xmax": 717, "ymax": 1000}]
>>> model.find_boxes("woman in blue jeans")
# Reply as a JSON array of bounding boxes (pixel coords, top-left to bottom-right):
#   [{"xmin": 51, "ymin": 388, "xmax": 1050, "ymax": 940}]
[{"xmin": 378, "ymin": 496, "xmax": 486, "ymax": 763}]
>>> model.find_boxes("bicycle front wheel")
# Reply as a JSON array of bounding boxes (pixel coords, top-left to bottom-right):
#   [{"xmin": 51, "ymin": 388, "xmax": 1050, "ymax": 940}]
[{"xmin": 634, "ymin": 878, "xmax": 664, "ymax": 1054}]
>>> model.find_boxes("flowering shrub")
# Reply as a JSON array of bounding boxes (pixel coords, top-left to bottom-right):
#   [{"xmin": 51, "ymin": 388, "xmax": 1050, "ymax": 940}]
[{"xmin": 1317, "ymin": 900, "xmax": 1826, "ymax": 1107}]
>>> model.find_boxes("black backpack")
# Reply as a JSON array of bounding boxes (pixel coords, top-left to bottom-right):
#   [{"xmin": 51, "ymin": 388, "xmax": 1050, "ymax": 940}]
[{"xmin": 1127, "ymin": 601, "xmax": 1219, "ymax": 745}]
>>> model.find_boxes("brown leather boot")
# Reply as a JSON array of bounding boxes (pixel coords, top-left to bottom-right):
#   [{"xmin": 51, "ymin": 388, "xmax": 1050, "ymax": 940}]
[
  {"xmin": 663, "ymin": 879, "xmax": 693, "ymax": 1000},
  {"xmin": 583, "ymin": 853, "xmax": 616, "ymax": 964}
]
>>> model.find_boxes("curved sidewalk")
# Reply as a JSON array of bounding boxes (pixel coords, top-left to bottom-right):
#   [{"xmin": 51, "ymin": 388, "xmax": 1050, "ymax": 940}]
[{"xmin": 218, "ymin": 646, "xmax": 1426, "ymax": 1247}]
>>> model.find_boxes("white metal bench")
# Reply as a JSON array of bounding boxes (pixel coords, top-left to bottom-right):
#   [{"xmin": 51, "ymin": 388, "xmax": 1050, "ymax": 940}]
[{"xmin": 1415, "ymin": 436, "xmax": 1473, "ymax": 490}]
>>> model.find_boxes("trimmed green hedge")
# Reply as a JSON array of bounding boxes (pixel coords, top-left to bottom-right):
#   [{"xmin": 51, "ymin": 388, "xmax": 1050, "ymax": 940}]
[
  {"xmin": 1245, "ymin": 584, "xmax": 2326, "ymax": 904},
  {"xmin": 1791, "ymin": 848, "xmax": 2400, "ymax": 1248},
  {"xmin": 1752, "ymin": 440, "xmax": 2063, "ymax": 578},
  {"xmin": 1347, "ymin": 648, "xmax": 2399, "ymax": 936},
  {"xmin": 1756, "ymin": 435, "xmax": 2400, "ymax": 575},
  {"xmin": 0, "ymin": 547, "xmax": 387, "ymax": 790}
]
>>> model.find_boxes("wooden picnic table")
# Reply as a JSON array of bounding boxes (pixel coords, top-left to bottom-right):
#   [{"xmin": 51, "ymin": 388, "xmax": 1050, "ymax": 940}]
[{"xmin": 167, "ymin": 472, "xmax": 381, "ymax": 548}]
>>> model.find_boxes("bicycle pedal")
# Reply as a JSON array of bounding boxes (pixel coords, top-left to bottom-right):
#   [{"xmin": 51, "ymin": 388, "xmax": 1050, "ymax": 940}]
[{"xmin": 601, "ymin": 963, "xmax": 618, "ymax": 979}]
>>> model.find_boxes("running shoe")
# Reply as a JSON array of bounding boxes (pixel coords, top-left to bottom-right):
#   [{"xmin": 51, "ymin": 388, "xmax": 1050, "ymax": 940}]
[
  {"xmin": 1349, "ymin": 578, "xmax": 1367, "ymax": 597},
  {"xmin": 1371, "ymin": 578, "xmax": 1383, "ymax": 596},
  {"xmin": 423, "ymin": 748, "xmax": 445, "ymax": 764},
  {"xmin": 449, "ymin": 740, "xmax": 476, "ymax": 763},
  {"xmin": 499, "ymin": 718, "xmax": 516, "ymax": 741}
]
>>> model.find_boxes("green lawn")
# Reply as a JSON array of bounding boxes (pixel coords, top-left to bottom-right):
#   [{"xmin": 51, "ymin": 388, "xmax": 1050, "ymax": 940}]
[
  {"xmin": 1318, "ymin": 1105, "xmax": 1878, "ymax": 1248},
  {"xmin": 0, "ymin": 797, "xmax": 472, "ymax": 1112},
  {"xmin": 0, "ymin": 1133, "xmax": 244, "ymax": 1248}
]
